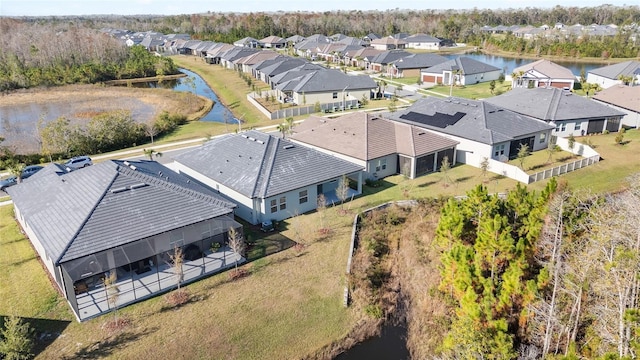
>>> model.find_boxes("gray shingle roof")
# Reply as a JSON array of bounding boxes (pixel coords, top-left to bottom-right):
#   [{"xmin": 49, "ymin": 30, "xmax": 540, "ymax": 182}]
[
  {"xmin": 422, "ymin": 57, "xmax": 501, "ymax": 75},
  {"xmin": 370, "ymin": 50, "xmax": 411, "ymax": 64},
  {"xmin": 288, "ymin": 69, "xmax": 377, "ymax": 93},
  {"xmin": 404, "ymin": 33, "xmax": 441, "ymax": 43},
  {"xmin": 7, "ymin": 160, "xmax": 235, "ymax": 265},
  {"xmin": 174, "ymin": 130, "xmax": 363, "ymax": 199},
  {"xmin": 386, "ymin": 97, "xmax": 554, "ymax": 145},
  {"xmin": 588, "ymin": 60, "xmax": 640, "ymax": 80},
  {"xmin": 485, "ymin": 87, "xmax": 626, "ymax": 121},
  {"xmin": 390, "ymin": 53, "xmax": 449, "ymax": 70}
]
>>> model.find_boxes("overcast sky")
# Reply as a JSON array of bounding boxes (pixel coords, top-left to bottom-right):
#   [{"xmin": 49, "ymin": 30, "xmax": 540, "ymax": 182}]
[{"xmin": 1, "ymin": 0, "xmax": 636, "ymax": 16}]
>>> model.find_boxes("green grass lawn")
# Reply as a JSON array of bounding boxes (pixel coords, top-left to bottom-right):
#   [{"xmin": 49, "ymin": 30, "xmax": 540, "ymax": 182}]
[{"xmin": 424, "ymin": 80, "xmax": 512, "ymax": 99}]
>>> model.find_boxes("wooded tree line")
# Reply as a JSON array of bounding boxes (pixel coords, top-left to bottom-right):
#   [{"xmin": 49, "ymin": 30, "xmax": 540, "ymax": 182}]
[
  {"xmin": 0, "ymin": 19, "xmax": 178, "ymax": 91},
  {"xmin": 484, "ymin": 32, "xmax": 639, "ymax": 59},
  {"xmin": 433, "ymin": 177, "xmax": 640, "ymax": 359},
  {"xmin": 58, "ymin": 5, "xmax": 639, "ymax": 44}
]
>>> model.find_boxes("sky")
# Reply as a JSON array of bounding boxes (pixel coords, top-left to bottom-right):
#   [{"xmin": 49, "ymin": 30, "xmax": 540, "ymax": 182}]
[{"xmin": 0, "ymin": 0, "xmax": 636, "ymax": 17}]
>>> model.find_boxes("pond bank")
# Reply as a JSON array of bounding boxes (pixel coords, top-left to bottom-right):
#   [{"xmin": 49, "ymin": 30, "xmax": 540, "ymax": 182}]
[{"xmin": 103, "ymin": 73, "xmax": 186, "ymax": 85}]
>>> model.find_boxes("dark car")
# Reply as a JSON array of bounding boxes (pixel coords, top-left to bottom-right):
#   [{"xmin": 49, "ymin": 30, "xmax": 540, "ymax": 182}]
[{"xmin": 0, "ymin": 165, "xmax": 44, "ymax": 191}]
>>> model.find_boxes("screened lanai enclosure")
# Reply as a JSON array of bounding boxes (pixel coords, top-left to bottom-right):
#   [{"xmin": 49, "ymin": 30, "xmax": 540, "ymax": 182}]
[
  {"xmin": 8, "ymin": 159, "xmax": 245, "ymax": 321},
  {"xmin": 60, "ymin": 217, "xmax": 243, "ymax": 321}
]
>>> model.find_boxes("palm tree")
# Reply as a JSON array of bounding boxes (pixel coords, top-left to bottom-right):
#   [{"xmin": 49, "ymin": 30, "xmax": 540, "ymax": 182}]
[
  {"xmin": 6, "ymin": 160, "xmax": 26, "ymax": 184},
  {"xmin": 143, "ymin": 148, "xmax": 162, "ymax": 161}
]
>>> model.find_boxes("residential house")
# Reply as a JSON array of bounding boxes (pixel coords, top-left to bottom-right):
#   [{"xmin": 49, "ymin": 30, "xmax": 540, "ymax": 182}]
[
  {"xmin": 403, "ymin": 33, "xmax": 442, "ymax": 50},
  {"xmin": 290, "ymin": 112, "xmax": 459, "ymax": 179},
  {"xmin": 315, "ymin": 43, "xmax": 363, "ymax": 63},
  {"xmin": 362, "ymin": 33, "xmax": 381, "ymax": 43},
  {"xmin": 255, "ymin": 57, "xmax": 307, "ymax": 85},
  {"xmin": 285, "ymin": 35, "xmax": 305, "ymax": 46},
  {"xmin": 592, "ymin": 85, "xmax": 640, "ymax": 128},
  {"xmin": 219, "ymin": 47, "xmax": 261, "ymax": 70},
  {"xmin": 370, "ymin": 37, "xmax": 407, "ymax": 51},
  {"xmin": 586, "ymin": 60, "xmax": 640, "ymax": 88},
  {"xmin": 294, "ymin": 34, "xmax": 330, "ymax": 58},
  {"xmin": 385, "ymin": 97, "xmax": 555, "ymax": 165},
  {"xmin": 275, "ymin": 69, "xmax": 377, "ymax": 108},
  {"xmin": 511, "ymin": 59, "xmax": 576, "ymax": 89},
  {"xmin": 235, "ymin": 51, "xmax": 281, "ymax": 74},
  {"xmin": 7, "ymin": 160, "xmax": 241, "ymax": 321},
  {"xmin": 369, "ymin": 50, "xmax": 411, "ymax": 72},
  {"xmin": 233, "ymin": 37, "xmax": 261, "ymax": 48},
  {"xmin": 269, "ymin": 62, "xmax": 326, "ymax": 101},
  {"xmin": 485, "ymin": 87, "xmax": 626, "ymax": 136},
  {"xmin": 172, "ymin": 130, "xmax": 364, "ymax": 225},
  {"xmin": 387, "ymin": 53, "xmax": 448, "ymax": 78},
  {"xmin": 260, "ymin": 35, "xmax": 286, "ymax": 49},
  {"xmin": 140, "ymin": 35, "xmax": 165, "ymax": 52},
  {"xmin": 420, "ymin": 57, "xmax": 502, "ymax": 85},
  {"xmin": 343, "ymin": 47, "xmax": 383, "ymax": 69},
  {"xmin": 204, "ymin": 43, "xmax": 235, "ymax": 64}
]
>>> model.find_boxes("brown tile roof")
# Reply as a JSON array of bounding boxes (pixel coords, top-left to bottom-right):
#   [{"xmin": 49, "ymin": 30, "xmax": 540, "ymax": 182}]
[
  {"xmin": 290, "ymin": 112, "xmax": 458, "ymax": 161},
  {"xmin": 513, "ymin": 59, "xmax": 575, "ymax": 79},
  {"xmin": 235, "ymin": 50, "xmax": 280, "ymax": 65},
  {"xmin": 592, "ymin": 84, "xmax": 640, "ymax": 113}
]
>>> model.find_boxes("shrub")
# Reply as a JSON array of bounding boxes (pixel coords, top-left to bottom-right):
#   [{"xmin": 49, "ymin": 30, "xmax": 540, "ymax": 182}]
[{"xmin": 364, "ymin": 304, "xmax": 383, "ymax": 319}]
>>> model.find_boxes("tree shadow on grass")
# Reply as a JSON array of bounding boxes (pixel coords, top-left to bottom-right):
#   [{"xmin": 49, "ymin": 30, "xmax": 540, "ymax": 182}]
[
  {"xmin": 417, "ymin": 181, "xmax": 437, "ymax": 188},
  {"xmin": 0, "ymin": 316, "xmax": 73, "ymax": 357},
  {"xmin": 64, "ymin": 326, "xmax": 157, "ymax": 359}
]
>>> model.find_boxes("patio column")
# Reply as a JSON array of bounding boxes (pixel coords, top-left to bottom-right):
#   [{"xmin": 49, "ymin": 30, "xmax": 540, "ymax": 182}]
[{"xmin": 357, "ymin": 171, "xmax": 362, "ymax": 194}]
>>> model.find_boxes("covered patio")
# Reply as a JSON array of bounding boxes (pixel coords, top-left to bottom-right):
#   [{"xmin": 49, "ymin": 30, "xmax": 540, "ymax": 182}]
[{"xmin": 74, "ymin": 246, "xmax": 243, "ymax": 321}]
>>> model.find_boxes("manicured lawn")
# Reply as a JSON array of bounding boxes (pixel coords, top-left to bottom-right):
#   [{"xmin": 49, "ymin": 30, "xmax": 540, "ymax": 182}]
[{"xmin": 424, "ymin": 80, "xmax": 512, "ymax": 99}]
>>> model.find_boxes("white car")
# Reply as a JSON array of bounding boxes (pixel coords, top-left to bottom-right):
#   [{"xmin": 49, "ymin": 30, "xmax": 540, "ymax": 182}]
[{"xmin": 64, "ymin": 156, "xmax": 93, "ymax": 171}]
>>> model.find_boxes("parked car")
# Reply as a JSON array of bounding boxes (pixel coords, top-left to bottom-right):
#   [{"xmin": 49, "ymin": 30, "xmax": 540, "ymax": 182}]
[
  {"xmin": 0, "ymin": 165, "xmax": 44, "ymax": 191},
  {"xmin": 64, "ymin": 156, "xmax": 93, "ymax": 171}
]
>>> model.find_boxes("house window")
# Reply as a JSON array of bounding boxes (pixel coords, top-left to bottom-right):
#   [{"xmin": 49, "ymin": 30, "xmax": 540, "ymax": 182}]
[
  {"xmin": 381, "ymin": 159, "xmax": 387, "ymax": 170},
  {"xmin": 299, "ymin": 190, "xmax": 308, "ymax": 204},
  {"xmin": 555, "ymin": 124, "xmax": 561, "ymax": 132},
  {"xmin": 169, "ymin": 230, "xmax": 184, "ymax": 249},
  {"xmin": 332, "ymin": 92, "xmax": 338, "ymax": 99},
  {"xmin": 270, "ymin": 199, "xmax": 278, "ymax": 213},
  {"xmin": 493, "ymin": 144, "xmax": 505, "ymax": 158},
  {"xmin": 539, "ymin": 132, "xmax": 547, "ymax": 144},
  {"xmin": 279, "ymin": 196, "xmax": 287, "ymax": 211},
  {"xmin": 575, "ymin": 121, "xmax": 582, "ymax": 130},
  {"xmin": 561, "ymin": 123, "xmax": 567, "ymax": 131}
]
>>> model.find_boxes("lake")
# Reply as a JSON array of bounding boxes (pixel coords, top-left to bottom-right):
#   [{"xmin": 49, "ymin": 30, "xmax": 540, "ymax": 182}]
[{"xmin": 444, "ymin": 53, "xmax": 603, "ymax": 76}]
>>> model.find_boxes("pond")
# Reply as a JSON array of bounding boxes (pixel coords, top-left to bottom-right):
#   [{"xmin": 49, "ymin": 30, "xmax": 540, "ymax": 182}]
[
  {"xmin": 444, "ymin": 52, "xmax": 604, "ymax": 76},
  {"xmin": 128, "ymin": 68, "xmax": 237, "ymax": 124},
  {"xmin": 333, "ymin": 322, "xmax": 410, "ymax": 360}
]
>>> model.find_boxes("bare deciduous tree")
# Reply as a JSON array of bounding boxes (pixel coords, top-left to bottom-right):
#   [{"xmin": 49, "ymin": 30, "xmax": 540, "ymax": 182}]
[{"xmin": 228, "ymin": 227, "xmax": 245, "ymax": 271}]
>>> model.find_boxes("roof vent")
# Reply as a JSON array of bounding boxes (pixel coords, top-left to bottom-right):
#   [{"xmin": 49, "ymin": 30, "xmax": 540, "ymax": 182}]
[
  {"xmin": 248, "ymin": 137, "xmax": 256, "ymax": 141},
  {"xmin": 111, "ymin": 187, "xmax": 129, "ymax": 193},
  {"xmin": 283, "ymin": 145, "xmax": 294, "ymax": 149},
  {"xmin": 123, "ymin": 161, "xmax": 130, "ymax": 166},
  {"xmin": 241, "ymin": 134, "xmax": 248, "ymax": 138},
  {"xmin": 418, "ymin": 132, "xmax": 426, "ymax": 135},
  {"xmin": 129, "ymin": 165, "xmax": 137, "ymax": 171},
  {"xmin": 257, "ymin": 140, "xmax": 264, "ymax": 144},
  {"xmin": 130, "ymin": 183, "xmax": 147, "ymax": 190}
]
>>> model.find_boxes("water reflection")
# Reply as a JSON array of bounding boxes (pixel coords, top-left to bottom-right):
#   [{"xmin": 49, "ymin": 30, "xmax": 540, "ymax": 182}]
[
  {"xmin": 163, "ymin": 68, "xmax": 236, "ymax": 124},
  {"xmin": 444, "ymin": 52, "xmax": 603, "ymax": 75}
]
